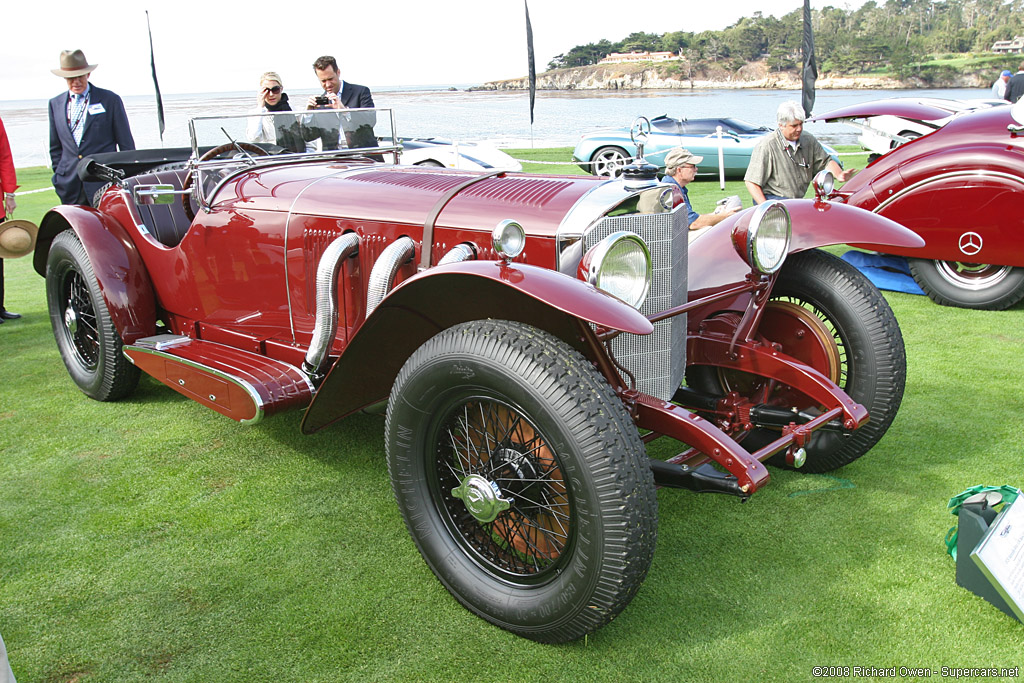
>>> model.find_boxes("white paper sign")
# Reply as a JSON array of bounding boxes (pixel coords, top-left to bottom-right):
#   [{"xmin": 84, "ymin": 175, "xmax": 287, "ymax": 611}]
[{"xmin": 971, "ymin": 491, "xmax": 1024, "ymax": 622}]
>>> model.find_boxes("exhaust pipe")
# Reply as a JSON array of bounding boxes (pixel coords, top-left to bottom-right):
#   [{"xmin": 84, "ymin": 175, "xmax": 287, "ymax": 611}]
[
  {"xmin": 366, "ymin": 236, "xmax": 416, "ymax": 316},
  {"xmin": 437, "ymin": 243, "xmax": 476, "ymax": 265},
  {"xmin": 302, "ymin": 233, "xmax": 360, "ymax": 381}
]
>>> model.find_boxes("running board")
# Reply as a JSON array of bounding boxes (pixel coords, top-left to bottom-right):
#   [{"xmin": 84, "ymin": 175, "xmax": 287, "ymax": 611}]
[{"xmin": 123, "ymin": 335, "xmax": 314, "ymax": 424}]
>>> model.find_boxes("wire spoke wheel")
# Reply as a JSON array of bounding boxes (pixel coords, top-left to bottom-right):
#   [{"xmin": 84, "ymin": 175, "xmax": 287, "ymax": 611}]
[
  {"xmin": 46, "ymin": 230, "xmax": 140, "ymax": 401},
  {"xmin": 688, "ymin": 249, "xmax": 906, "ymax": 472},
  {"xmin": 60, "ymin": 268, "xmax": 101, "ymax": 370},
  {"xmin": 435, "ymin": 397, "xmax": 570, "ymax": 581},
  {"xmin": 386, "ymin": 320, "xmax": 656, "ymax": 643}
]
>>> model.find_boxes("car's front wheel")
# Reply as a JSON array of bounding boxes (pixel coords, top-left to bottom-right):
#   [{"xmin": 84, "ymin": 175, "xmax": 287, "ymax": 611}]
[
  {"xmin": 46, "ymin": 230, "xmax": 140, "ymax": 401},
  {"xmin": 385, "ymin": 320, "xmax": 657, "ymax": 643},
  {"xmin": 590, "ymin": 146, "xmax": 630, "ymax": 177},
  {"xmin": 908, "ymin": 258, "xmax": 1024, "ymax": 310},
  {"xmin": 688, "ymin": 249, "xmax": 906, "ymax": 473}
]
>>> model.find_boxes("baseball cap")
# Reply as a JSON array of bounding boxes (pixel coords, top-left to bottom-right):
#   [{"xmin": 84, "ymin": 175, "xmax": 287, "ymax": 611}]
[{"xmin": 664, "ymin": 147, "xmax": 704, "ymax": 171}]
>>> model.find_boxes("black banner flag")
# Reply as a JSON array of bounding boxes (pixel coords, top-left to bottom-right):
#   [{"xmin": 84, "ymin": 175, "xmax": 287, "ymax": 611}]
[
  {"xmin": 146, "ymin": 11, "xmax": 165, "ymax": 141},
  {"xmin": 801, "ymin": 0, "xmax": 817, "ymax": 118},
  {"xmin": 525, "ymin": 1, "xmax": 536, "ymax": 125}
]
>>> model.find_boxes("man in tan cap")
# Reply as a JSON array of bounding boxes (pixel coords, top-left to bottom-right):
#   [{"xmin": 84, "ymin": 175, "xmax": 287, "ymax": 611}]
[
  {"xmin": 47, "ymin": 49, "xmax": 135, "ymax": 205},
  {"xmin": 663, "ymin": 147, "xmax": 740, "ymax": 230}
]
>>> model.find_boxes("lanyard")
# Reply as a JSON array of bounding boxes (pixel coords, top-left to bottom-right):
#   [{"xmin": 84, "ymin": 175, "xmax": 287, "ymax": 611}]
[{"xmin": 67, "ymin": 91, "xmax": 90, "ymax": 132}]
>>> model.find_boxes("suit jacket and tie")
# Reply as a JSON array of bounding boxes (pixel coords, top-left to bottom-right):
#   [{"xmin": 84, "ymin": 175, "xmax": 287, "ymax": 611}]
[
  {"xmin": 339, "ymin": 81, "xmax": 374, "ymax": 109},
  {"xmin": 48, "ymin": 84, "xmax": 135, "ymax": 205},
  {"xmin": 338, "ymin": 82, "xmax": 376, "ymax": 149}
]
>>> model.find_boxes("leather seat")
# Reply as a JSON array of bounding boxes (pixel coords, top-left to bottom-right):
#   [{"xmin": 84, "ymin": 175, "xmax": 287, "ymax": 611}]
[{"xmin": 122, "ymin": 169, "xmax": 193, "ymax": 247}]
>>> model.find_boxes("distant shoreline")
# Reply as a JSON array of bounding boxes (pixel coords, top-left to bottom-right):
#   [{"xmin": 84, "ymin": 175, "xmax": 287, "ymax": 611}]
[{"xmin": 474, "ymin": 61, "xmax": 991, "ymax": 93}]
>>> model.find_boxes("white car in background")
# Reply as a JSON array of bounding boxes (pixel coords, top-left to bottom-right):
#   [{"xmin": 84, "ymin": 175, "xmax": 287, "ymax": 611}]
[
  {"xmin": 400, "ymin": 138, "xmax": 522, "ymax": 171},
  {"xmin": 832, "ymin": 97, "xmax": 1009, "ymax": 157}
]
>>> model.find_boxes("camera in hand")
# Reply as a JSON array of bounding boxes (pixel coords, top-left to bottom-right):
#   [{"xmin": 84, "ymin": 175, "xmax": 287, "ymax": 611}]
[{"xmin": 314, "ymin": 95, "xmax": 330, "ymax": 106}]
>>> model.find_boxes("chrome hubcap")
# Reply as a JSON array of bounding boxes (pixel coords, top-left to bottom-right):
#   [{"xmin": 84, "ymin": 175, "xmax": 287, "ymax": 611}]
[
  {"xmin": 452, "ymin": 474, "xmax": 511, "ymax": 524},
  {"xmin": 935, "ymin": 260, "xmax": 1011, "ymax": 290},
  {"xmin": 64, "ymin": 306, "xmax": 79, "ymax": 337}
]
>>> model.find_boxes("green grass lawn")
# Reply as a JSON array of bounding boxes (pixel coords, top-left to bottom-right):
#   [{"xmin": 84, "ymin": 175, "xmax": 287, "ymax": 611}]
[{"xmin": 2, "ymin": 156, "xmax": 1022, "ymax": 682}]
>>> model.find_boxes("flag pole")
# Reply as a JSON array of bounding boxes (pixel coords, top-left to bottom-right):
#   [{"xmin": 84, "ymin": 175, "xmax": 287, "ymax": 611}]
[
  {"xmin": 146, "ymin": 11, "xmax": 166, "ymax": 144},
  {"xmin": 525, "ymin": 1, "xmax": 536, "ymax": 147}
]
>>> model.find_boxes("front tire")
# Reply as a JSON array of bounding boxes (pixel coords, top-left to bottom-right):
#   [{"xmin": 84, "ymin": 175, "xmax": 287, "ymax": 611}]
[
  {"xmin": 385, "ymin": 320, "xmax": 657, "ymax": 643},
  {"xmin": 908, "ymin": 258, "xmax": 1024, "ymax": 310},
  {"xmin": 590, "ymin": 146, "xmax": 629, "ymax": 177},
  {"xmin": 45, "ymin": 230, "xmax": 140, "ymax": 401},
  {"xmin": 689, "ymin": 249, "xmax": 906, "ymax": 472}
]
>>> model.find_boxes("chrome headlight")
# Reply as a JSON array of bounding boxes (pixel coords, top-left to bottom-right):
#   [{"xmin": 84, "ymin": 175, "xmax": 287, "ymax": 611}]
[
  {"xmin": 733, "ymin": 200, "xmax": 791, "ymax": 274},
  {"xmin": 492, "ymin": 219, "xmax": 526, "ymax": 261},
  {"xmin": 812, "ymin": 169, "xmax": 835, "ymax": 199},
  {"xmin": 578, "ymin": 231, "xmax": 652, "ymax": 308}
]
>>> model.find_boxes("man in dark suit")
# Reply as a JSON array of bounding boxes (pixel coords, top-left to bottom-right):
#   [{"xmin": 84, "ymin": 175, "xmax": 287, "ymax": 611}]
[
  {"xmin": 305, "ymin": 55, "xmax": 376, "ymax": 150},
  {"xmin": 47, "ymin": 49, "xmax": 135, "ymax": 205},
  {"xmin": 1005, "ymin": 61, "xmax": 1024, "ymax": 104}
]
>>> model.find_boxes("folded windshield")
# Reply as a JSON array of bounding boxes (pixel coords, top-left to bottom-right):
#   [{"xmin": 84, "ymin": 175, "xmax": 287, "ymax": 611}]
[{"xmin": 188, "ymin": 108, "xmax": 398, "ymax": 159}]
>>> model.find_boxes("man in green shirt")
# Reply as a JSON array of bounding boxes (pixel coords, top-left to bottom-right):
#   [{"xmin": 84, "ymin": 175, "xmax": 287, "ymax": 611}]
[{"xmin": 744, "ymin": 101, "xmax": 855, "ymax": 204}]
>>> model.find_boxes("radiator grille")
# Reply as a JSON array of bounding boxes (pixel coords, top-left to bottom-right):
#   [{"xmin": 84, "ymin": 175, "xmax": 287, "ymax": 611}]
[{"xmin": 583, "ymin": 209, "xmax": 687, "ymax": 401}]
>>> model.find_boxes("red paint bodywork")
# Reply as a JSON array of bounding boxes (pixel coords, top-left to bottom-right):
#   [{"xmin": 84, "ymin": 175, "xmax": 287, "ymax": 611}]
[
  {"xmin": 38, "ymin": 205, "xmax": 157, "ymax": 345},
  {"xmin": 37, "ymin": 144, "xmax": 919, "ymax": 496},
  {"xmin": 816, "ymin": 103, "xmax": 1024, "ymax": 266}
]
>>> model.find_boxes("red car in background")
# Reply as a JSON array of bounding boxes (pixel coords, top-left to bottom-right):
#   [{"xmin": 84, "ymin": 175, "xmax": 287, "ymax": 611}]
[
  {"xmin": 32, "ymin": 108, "xmax": 921, "ymax": 642},
  {"xmin": 813, "ymin": 98, "xmax": 1024, "ymax": 309}
]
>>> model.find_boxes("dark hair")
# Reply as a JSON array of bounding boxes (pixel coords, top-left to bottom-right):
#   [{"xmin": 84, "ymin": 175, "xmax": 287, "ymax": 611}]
[{"xmin": 313, "ymin": 55, "xmax": 338, "ymax": 73}]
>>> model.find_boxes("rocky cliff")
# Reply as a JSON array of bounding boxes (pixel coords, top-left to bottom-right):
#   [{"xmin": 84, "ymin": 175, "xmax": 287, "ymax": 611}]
[{"xmin": 472, "ymin": 60, "xmax": 989, "ymax": 91}]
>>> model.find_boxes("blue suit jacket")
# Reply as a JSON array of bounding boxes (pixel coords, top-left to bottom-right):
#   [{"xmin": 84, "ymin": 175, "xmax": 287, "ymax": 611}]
[
  {"xmin": 48, "ymin": 84, "xmax": 135, "ymax": 204},
  {"xmin": 340, "ymin": 81, "xmax": 374, "ymax": 109}
]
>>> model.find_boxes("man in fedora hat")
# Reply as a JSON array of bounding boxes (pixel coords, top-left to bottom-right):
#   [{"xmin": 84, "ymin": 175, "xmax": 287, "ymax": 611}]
[
  {"xmin": 47, "ymin": 49, "xmax": 134, "ymax": 206},
  {"xmin": 0, "ymin": 112, "xmax": 23, "ymax": 322}
]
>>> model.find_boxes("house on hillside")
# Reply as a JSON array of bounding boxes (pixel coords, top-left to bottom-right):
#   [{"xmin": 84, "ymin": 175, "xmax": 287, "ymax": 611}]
[
  {"xmin": 599, "ymin": 51, "xmax": 680, "ymax": 64},
  {"xmin": 992, "ymin": 36, "xmax": 1024, "ymax": 54}
]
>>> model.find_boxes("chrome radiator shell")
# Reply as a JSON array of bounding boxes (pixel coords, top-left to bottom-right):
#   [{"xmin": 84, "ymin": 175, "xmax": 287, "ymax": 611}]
[{"xmin": 583, "ymin": 207, "xmax": 687, "ymax": 401}]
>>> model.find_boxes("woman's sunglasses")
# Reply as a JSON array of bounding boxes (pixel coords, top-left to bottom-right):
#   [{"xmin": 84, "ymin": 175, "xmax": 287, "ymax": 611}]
[{"xmin": 263, "ymin": 85, "xmax": 283, "ymax": 95}]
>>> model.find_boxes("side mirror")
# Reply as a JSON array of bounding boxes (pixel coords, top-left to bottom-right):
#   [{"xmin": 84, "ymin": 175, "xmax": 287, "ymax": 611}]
[{"xmin": 134, "ymin": 184, "xmax": 181, "ymax": 205}]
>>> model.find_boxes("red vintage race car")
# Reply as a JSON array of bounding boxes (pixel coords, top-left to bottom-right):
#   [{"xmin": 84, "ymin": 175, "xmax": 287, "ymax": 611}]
[
  {"xmin": 812, "ymin": 98, "xmax": 1024, "ymax": 310},
  {"xmin": 32, "ymin": 108, "xmax": 922, "ymax": 643}
]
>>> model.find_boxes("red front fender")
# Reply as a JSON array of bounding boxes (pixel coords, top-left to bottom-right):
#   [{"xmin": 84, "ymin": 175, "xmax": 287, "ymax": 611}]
[
  {"xmin": 689, "ymin": 199, "xmax": 924, "ymax": 295},
  {"xmin": 36, "ymin": 206, "xmax": 156, "ymax": 345},
  {"xmin": 300, "ymin": 260, "xmax": 652, "ymax": 434}
]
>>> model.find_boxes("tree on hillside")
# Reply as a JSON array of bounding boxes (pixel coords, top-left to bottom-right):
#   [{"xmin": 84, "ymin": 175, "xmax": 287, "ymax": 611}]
[
  {"xmin": 542, "ymin": 0, "xmax": 1022, "ymax": 77},
  {"xmin": 620, "ymin": 31, "xmax": 662, "ymax": 53}
]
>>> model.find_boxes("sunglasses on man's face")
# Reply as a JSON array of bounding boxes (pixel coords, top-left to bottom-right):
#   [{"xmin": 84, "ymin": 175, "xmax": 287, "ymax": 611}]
[{"xmin": 263, "ymin": 85, "xmax": 282, "ymax": 95}]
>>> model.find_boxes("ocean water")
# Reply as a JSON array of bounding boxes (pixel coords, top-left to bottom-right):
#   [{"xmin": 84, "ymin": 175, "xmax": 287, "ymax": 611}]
[{"xmin": 0, "ymin": 86, "xmax": 992, "ymax": 168}]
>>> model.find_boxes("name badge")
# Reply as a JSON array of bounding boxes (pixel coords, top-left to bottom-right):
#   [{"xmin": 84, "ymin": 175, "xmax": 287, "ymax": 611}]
[{"xmin": 88, "ymin": 103, "xmax": 106, "ymax": 115}]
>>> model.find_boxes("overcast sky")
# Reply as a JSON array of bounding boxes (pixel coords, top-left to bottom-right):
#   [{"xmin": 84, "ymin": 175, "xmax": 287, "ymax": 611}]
[{"xmin": 4, "ymin": 0, "xmax": 868, "ymax": 101}]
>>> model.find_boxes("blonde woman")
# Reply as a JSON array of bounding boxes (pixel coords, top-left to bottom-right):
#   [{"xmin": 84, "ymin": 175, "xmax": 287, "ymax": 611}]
[{"xmin": 247, "ymin": 72, "xmax": 291, "ymax": 144}]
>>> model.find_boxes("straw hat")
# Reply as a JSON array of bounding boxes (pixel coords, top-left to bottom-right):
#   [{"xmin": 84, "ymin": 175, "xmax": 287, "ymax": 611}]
[
  {"xmin": 0, "ymin": 220, "xmax": 39, "ymax": 259},
  {"xmin": 51, "ymin": 49, "xmax": 98, "ymax": 78}
]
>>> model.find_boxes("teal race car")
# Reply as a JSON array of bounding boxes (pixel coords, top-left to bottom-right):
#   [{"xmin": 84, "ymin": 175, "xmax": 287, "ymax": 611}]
[{"xmin": 572, "ymin": 115, "xmax": 838, "ymax": 178}]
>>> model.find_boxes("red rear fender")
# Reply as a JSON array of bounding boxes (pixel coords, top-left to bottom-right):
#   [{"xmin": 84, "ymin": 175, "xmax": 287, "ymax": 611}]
[{"xmin": 36, "ymin": 206, "xmax": 156, "ymax": 344}]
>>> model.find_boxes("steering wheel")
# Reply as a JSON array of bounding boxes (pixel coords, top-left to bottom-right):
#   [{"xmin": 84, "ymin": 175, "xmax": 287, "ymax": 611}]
[{"xmin": 181, "ymin": 142, "xmax": 269, "ymax": 221}]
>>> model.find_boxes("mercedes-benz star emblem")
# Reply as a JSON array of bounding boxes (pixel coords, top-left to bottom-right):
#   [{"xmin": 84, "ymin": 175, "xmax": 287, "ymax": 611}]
[{"xmin": 958, "ymin": 231, "xmax": 983, "ymax": 256}]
